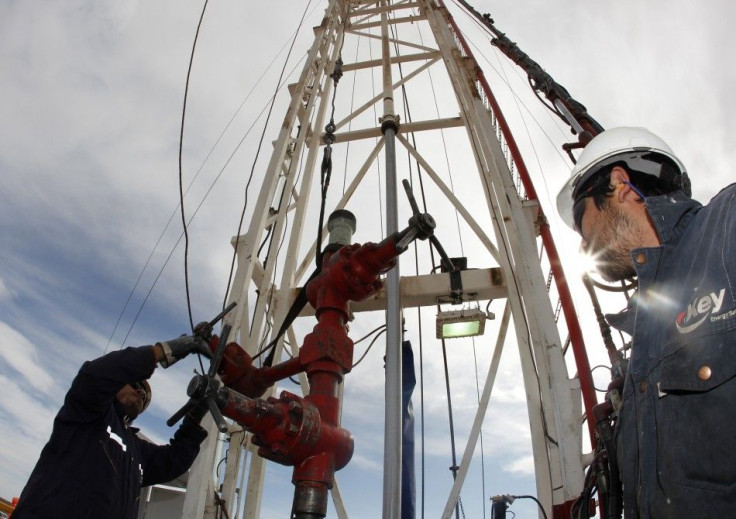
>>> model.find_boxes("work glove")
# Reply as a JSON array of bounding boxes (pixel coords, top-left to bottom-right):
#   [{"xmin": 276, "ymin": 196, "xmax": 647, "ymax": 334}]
[
  {"xmin": 184, "ymin": 400, "xmax": 209, "ymax": 426},
  {"xmin": 157, "ymin": 333, "xmax": 212, "ymax": 368}
]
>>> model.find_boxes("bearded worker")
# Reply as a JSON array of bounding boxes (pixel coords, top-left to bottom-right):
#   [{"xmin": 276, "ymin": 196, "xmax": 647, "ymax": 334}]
[{"xmin": 556, "ymin": 127, "xmax": 736, "ymax": 518}]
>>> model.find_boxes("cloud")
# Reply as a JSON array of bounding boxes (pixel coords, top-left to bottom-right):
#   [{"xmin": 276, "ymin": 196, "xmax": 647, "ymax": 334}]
[
  {"xmin": 505, "ymin": 455, "xmax": 536, "ymax": 477},
  {"xmin": 349, "ymin": 452, "xmax": 383, "ymax": 472},
  {"xmin": 0, "ymin": 374, "xmax": 59, "ymax": 498},
  {"xmin": 0, "ymin": 277, "xmax": 13, "ymax": 300},
  {"xmin": 0, "ymin": 322, "xmax": 56, "ymax": 393}
]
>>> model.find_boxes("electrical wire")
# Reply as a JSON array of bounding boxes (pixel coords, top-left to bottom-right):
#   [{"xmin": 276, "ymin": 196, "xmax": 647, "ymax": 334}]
[
  {"xmin": 464, "ymin": 31, "xmax": 568, "ymax": 213},
  {"xmin": 342, "ymin": 34, "xmax": 360, "ymax": 196},
  {"xmin": 353, "ymin": 324, "xmax": 388, "ymax": 345},
  {"xmin": 471, "ymin": 337, "xmax": 488, "ymax": 518},
  {"xmin": 115, "ymin": 0, "xmax": 214, "ymax": 348},
  {"xmin": 179, "ymin": 0, "xmax": 211, "ymax": 331},
  {"xmin": 441, "ymin": 336, "xmax": 461, "ymax": 519},
  {"xmin": 352, "ymin": 327, "xmax": 387, "ymax": 368},
  {"xmin": 391, "ymin": 12, "xmax": 473, "ymax": 516},
  {"xmin": 511, "ymin": 495, "xmax": 548, "ymax": 519},
  {"xmin": 491, "ymin": 45, "xmax": 548, "ymax": 201}
]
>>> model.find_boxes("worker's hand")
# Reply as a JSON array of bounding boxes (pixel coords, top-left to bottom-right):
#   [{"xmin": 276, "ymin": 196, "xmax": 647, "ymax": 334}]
[
  {"xmin": 193, "ymin": 321, "xmax": 213, "ymax": 342},
  {"xmin": 184, "ymin": 401, "xmax": 209, "ymax": 425},
  {"xmin": 157, "ymin": 334, "xmax": 212, "ymax": 368}
]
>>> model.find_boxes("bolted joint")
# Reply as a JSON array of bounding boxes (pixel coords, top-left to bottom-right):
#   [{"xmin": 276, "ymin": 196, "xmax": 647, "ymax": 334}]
[
  {"xmin": 300, "ymin": 324, "xmax": 354, "ymax": 375},
  {"xmin": 379, "ymin": 114, "xmax": 400, "ymax": 134}
]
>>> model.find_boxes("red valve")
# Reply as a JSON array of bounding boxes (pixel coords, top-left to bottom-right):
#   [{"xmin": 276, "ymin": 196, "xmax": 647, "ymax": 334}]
[{"xmin": 220, "ymin": 389, "xmax": 353, "ymax": 473}]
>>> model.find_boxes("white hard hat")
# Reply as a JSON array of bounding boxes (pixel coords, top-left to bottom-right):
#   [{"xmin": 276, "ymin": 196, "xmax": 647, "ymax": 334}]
[{"xmin": 556, "ymin": 127, "xmax": 688, "ymax": 229}]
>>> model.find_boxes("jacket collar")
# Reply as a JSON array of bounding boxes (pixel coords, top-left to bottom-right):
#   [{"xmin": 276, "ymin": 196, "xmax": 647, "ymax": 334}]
[
  {"xmin": 605, "ymin": 191, "xmax": 700, "ymax": 334},
  {"xmin": 644, "ymin": 190, "xmax": 701, "ymax": 244}
]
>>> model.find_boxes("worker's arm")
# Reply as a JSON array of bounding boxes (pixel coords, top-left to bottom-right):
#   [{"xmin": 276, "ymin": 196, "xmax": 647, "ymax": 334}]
[
  {"xmin": 63, "ymin": 346, "xmax": 159, "ymax": 420},
  {"xmin": 61, "ymin": 334, "xmax": 210, "ymax": 421},
  {"xmin": 138, "ymin": 407, "xmax": 209, "ymax": 486}
]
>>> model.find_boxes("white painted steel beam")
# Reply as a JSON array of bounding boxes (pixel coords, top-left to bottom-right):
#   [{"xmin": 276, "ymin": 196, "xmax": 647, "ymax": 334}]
[
  {"xmin": 329, "ymin": 116, "xmax": 463, "ymax": 143},
  {"xmin": 280, "ymin": 267, "xmax": 505, "ymax": 316},
  {"xmin": 346, "ymin": 29, "xmax": 436, "ymax": 53},
  {"xmin": 350, "ymin": 14, "xmax": 424, "ymax": 31},
  {"xmin": 342, "ymin": 50, "xmax": 439, "ymax": 72}
]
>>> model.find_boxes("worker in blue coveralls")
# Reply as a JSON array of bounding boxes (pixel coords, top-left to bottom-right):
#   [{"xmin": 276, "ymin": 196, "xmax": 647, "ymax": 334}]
[
  {"xmin": 556, "ymin": 127, "xmax": 736, "ymax": 518},
  {"xmin": 13, "ymin": 334, "xmax": 213, "ymax": 519}
]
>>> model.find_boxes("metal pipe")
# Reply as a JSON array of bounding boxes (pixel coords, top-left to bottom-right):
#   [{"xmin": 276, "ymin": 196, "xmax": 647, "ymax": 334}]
[
  {"xmin": 383, "ymin": 129, "xmax": 403, "ymax": 519},
  {"xmin": 380, "ymin": 2, "xmax": 402, "ymax": 517}
]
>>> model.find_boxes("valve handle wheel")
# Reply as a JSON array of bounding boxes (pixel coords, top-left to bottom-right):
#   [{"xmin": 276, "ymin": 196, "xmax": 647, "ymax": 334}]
[
  {"xmin": 400, "ymin": 179, "xmax": 456, "ymax": 272},
  {"xmin": 167, "ymin": 314, "xmax": 236, "ymax": 433}
]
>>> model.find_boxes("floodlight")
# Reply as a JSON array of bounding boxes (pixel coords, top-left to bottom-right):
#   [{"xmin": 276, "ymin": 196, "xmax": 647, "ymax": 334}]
[{"xmin": 436, "ymin": 307, "xmax": 488, "ymax": 339}]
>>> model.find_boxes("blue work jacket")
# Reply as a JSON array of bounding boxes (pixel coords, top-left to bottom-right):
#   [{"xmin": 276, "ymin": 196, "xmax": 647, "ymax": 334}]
[
  {"xmin": 13, "ymin": 346, "xmax": 207, "ymax": 519},
  {"xmin": 611, "ymin": 185, "xmax": 736, "ymax": 518}
]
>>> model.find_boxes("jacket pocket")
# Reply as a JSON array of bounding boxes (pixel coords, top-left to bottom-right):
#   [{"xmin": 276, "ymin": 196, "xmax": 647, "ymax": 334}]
[
  {"xmin": 656, "ymin": 333, "xmax": 736, "ymax": 495},
  {"xmin": 660, "ymin": 333, "xmax": 736, "ymax": 393}
]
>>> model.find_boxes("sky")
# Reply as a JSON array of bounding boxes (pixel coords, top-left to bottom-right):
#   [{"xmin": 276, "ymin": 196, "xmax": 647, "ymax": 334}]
[{"xmin": 1, "ymin": 1, "xmax": 734, "ymax": 518}]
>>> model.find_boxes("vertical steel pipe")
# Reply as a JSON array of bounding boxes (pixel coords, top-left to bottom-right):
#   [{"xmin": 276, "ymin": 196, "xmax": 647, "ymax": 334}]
[{"xmin": 380, "ymin": 2, "xmax": 402, "ymax": 518}]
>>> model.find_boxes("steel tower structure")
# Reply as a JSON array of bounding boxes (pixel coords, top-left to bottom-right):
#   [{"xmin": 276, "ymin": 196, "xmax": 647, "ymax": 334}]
[{"xmin": 182, "ymin": 1, "xmax": 595, "ymax": 517}]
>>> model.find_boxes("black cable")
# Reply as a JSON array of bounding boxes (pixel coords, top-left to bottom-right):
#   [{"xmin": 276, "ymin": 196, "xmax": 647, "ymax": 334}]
[
  {"xmin": 470, "ymin": 337, "xmax": 488, "ymax": 518},
  {"xmin": 511, "ymin": 495, "xmax": 548, "ymax": 519},
  {"xmin": 352, "ymin": 327, "xmax": 387, "ymax": 368},
  {"xmin": 441, "ymin": 338, "xmax": 461, "ymax": 519},
  {"xmin": 353, "ymin": 324, "xmax": 387, "ymax": 345},
  {"xmin": 315, "ymin": 48, "xmax": 343, "ymax": 268},
  {"xmin": 257, "ymin": 195, "xmax": 294, "ymax": 368},
  {"xmin": 178, "ymin": 0, "xmax": 210, "ymax": 331},
  {"xmin": 251, "ymin": 265, "xmax": 320, "ymax": 363}
]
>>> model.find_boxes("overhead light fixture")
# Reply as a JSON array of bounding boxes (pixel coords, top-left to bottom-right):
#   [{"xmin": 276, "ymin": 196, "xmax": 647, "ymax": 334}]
[{"xmin": 436, "ymin": 307, "xmax": 488, "ymax": 339}]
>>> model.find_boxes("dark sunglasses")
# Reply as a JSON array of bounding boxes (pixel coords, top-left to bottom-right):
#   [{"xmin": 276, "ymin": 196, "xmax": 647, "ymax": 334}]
[
  {"xmin": 572, "ymin": 176, "xmax": 611, "ymax": 232},
  {"xmin": 131, "ymin": 382, "xmax": 148, "ymax": 403}
]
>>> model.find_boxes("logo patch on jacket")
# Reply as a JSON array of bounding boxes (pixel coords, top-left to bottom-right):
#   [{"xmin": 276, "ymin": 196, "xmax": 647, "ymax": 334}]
[{"xmin": 675, "ymin": 288, "xmax": 729, "ymax": 333}]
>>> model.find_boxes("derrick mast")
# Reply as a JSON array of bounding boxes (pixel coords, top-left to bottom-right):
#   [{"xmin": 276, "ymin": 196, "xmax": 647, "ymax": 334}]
[{"xmin": 183, "ymin": 1, "xmax": 593, "ymax": 517}]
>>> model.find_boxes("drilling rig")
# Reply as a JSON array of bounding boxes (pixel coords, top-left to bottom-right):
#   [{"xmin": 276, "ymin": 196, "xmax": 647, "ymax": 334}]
[{"xmin": 173, "ymin": 1, "xmax": 598, "ymax": 518}]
